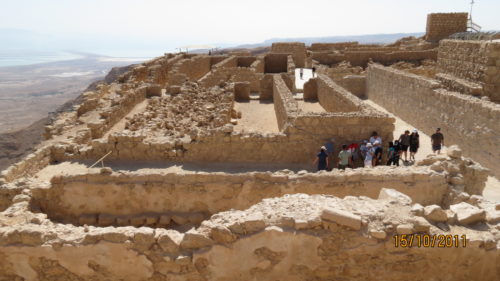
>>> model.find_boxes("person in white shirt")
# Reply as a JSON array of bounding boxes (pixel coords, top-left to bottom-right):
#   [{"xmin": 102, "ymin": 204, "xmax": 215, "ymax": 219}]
[{"xmin": 369, "ymin": 131, "xmax": 382, "ymax": 145}]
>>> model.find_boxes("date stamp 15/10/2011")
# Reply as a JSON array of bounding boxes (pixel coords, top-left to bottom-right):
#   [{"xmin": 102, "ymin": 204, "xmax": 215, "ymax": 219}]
[{"xmin": 393, "ymin": 234, "xmax": 467, "ymax": 248}]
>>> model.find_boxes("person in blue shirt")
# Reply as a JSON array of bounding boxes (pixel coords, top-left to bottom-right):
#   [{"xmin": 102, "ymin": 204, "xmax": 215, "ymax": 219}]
[{"xmin": 313, "ymin": 146, "xmax": 329, "ymax": 171}]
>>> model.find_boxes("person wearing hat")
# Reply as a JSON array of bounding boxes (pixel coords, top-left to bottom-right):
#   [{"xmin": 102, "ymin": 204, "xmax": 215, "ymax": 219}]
[
  {"xmin": 409, "ymin": 129, "xmax": 420, "ymax": 162},
  {"xmin": 431, "ymin": 128, "xmax": 444, "ymax": 154},
  {"xmin": 313, "ymin": 146, "xmax": 329, "ymax": 171},
  {"xmin": 364, "ymin": 143, "xmax": 374, "ymax": 168}
]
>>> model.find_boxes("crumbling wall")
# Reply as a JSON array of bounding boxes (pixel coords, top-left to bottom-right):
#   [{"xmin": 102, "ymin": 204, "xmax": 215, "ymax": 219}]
[
  {"xmin": 425, "ymin": 13, "xmax": 468, "ymax": 42},
  {"xmin": 437, "ymin": 39, "xmax": 500, "ymax": 102},
  {"xmin": 271, "ymin": 42, "xmax": 306, "ymax": 68},
  {"xmin": 366, "ymin": 64, "xmax": 500, "ymax": 177}
]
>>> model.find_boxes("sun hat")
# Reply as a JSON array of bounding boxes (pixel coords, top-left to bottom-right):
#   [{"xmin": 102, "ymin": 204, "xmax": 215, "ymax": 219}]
[
  {"xmin": 366, "ymin": 143, "xmax": 373, "ymax": 147},
  {"xmin": 413, "ymin": 129, "xmax": 418, "ymax": 133}
]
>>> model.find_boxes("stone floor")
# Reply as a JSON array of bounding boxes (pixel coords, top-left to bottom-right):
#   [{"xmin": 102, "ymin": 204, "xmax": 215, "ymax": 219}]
[{"xmin": 233, "ymin": 99, "xmax": 280, "ymax": 133}]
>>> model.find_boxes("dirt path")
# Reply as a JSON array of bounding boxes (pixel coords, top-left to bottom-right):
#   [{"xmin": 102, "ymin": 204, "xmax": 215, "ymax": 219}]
[
  {"xmin": 365, "ymin": 99, "xmax": 500, "ymax": 202},
  {"xmin": 234, "ymin": 100, "xmax": 279, "ymax": 133}
]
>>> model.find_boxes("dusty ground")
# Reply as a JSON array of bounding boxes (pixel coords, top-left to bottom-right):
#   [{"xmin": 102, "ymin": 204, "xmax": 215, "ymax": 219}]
[
  {"xmin": 365, "ymin": 99, "xmax": 500, "ymax": 201},
  {"xmin": 36, "ymin": 160, "xmax": 312, "ymax": 182},
  {"xmin": 233, "ymin": 100, "xmax": 279, "ymax": 133}
]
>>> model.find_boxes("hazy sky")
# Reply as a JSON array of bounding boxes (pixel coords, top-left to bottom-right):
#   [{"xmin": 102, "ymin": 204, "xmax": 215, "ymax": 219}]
[{"xmin": 1, "ymin": 0, "xmax": 499, "ymax": 53}]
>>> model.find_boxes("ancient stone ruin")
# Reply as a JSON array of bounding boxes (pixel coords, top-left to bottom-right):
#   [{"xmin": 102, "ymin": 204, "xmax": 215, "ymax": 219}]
[{"xmin": 1, "ymin": 12, "xmax": 499, "ymax": 281}]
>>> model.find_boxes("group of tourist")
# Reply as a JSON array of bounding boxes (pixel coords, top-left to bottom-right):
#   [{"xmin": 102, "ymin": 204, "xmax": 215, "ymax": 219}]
[{"xmin": 314, "ymin": 128, "xmax": 445, "ymax": 171}]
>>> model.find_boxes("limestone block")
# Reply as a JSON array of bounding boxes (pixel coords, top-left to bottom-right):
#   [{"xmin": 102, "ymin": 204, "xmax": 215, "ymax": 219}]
[
  {"xmin": 450, "ymin": 202, "xmax": 486, "ymax": 225},
  {"xmin": 98, "ymin": 214, "xmax": 115, "ymax": 226},
  {"xmin": 180, "ymin": 229, "xmax": 214, "ymax": 250},
  {"xmin": 158, "ymin": 215, "xmax": 171, "ymax": 227},
  {"xmin": 133, "ymin": 228, "xmax": 156, "ymax": 251},
  {"xmin": 130, "ymin": 215, "xmax": 146, "ymax": 227},
  {"xmin": 369, "ymin": 229, "xmax": 387, "ymax": 239},
  {"xmin": 210, "ymin": 225, "xmax": 236, "ymax": 244},
  {"xmin": 486, "ymin": 211, "xmax": 500, "ymax": 224},
  {"xmin": 242, "ymin": 213, "xmax": 266, "ymax": 233},
  {"xmin": 321, "ymin": 207, "xmax": 362, "ymax": 230},
  {"xmin": 447, "ymin": 145, "xmax": 462, "ymax": 159},
  {"xmin": 423, "ymin": 205, "xmax": 448, "ymax": 222},
  {"xmin": 410, "ymin": 204, "xmax": 424, "ymax": 216},
  {"xmin": 396, "ymin": 224, "xmax": 414, "ymax": 235},
  {"xmin": 145, "ymin": 215, "xmax": 158, "ymax": 226},
  {"xmin": 156, "ymin": 229, "xmax": 183, "ymax": 255},
  {"xmin": 378, "ymin": 188, "xmax": 412, "ymax": 205},
  {"xmin": 412, "ymin": 217, "xmax": 431, "ymax": 233}
]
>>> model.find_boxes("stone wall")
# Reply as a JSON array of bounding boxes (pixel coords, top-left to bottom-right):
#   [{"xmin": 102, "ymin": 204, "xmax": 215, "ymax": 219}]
[
  {"xmin": 0, "ymin": 146, "xmax": 52, "ymax": 182},
  {"xmin": 437, "ymin": 39, "xmax": 500, "ymax": 102},
  {"xmin": 271, "ymin": 42, "xmax": 306, "ymax": 68},
  {"xmin": 273, "ymin": 75, "xmax": 299, "ymax": 130},
  {"xmin": 316, "ymin": 75, "xmax": 362, "ymax": 112},
  {"xmin": 366, "ymin": 64, "xmax": 500, "ymax": 177},
  {"xmin": 32, "ymin": 167, "xmax": 448, "ymax": 225},
  {"xmin": 338, "ymin": 75, "xmax": 366, "ymax": 99},
  {"xmin": 171, "ymin": 55, "xmax": 212, "ymax": 81},
  {"xmin": 237, "ymin": 56, "xmax": 257, "ymax": 67},
  {"xmin": 1, "ymin": 187, "xmax": 498, "ymax": 280},
  {"xmin": 425, "ymin": 13, "xmax": 468, "ymax": 42},
  {"xmin": 310, "ymin": 42, "xmax": 359, "ymax": 51},
  {"xmin": 264, "ymin": 53, "xmax": 288, "ymax": 73},
  {"xmin": 311, "ymin": 49, "xmax": 437, "ymax": 67}
]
